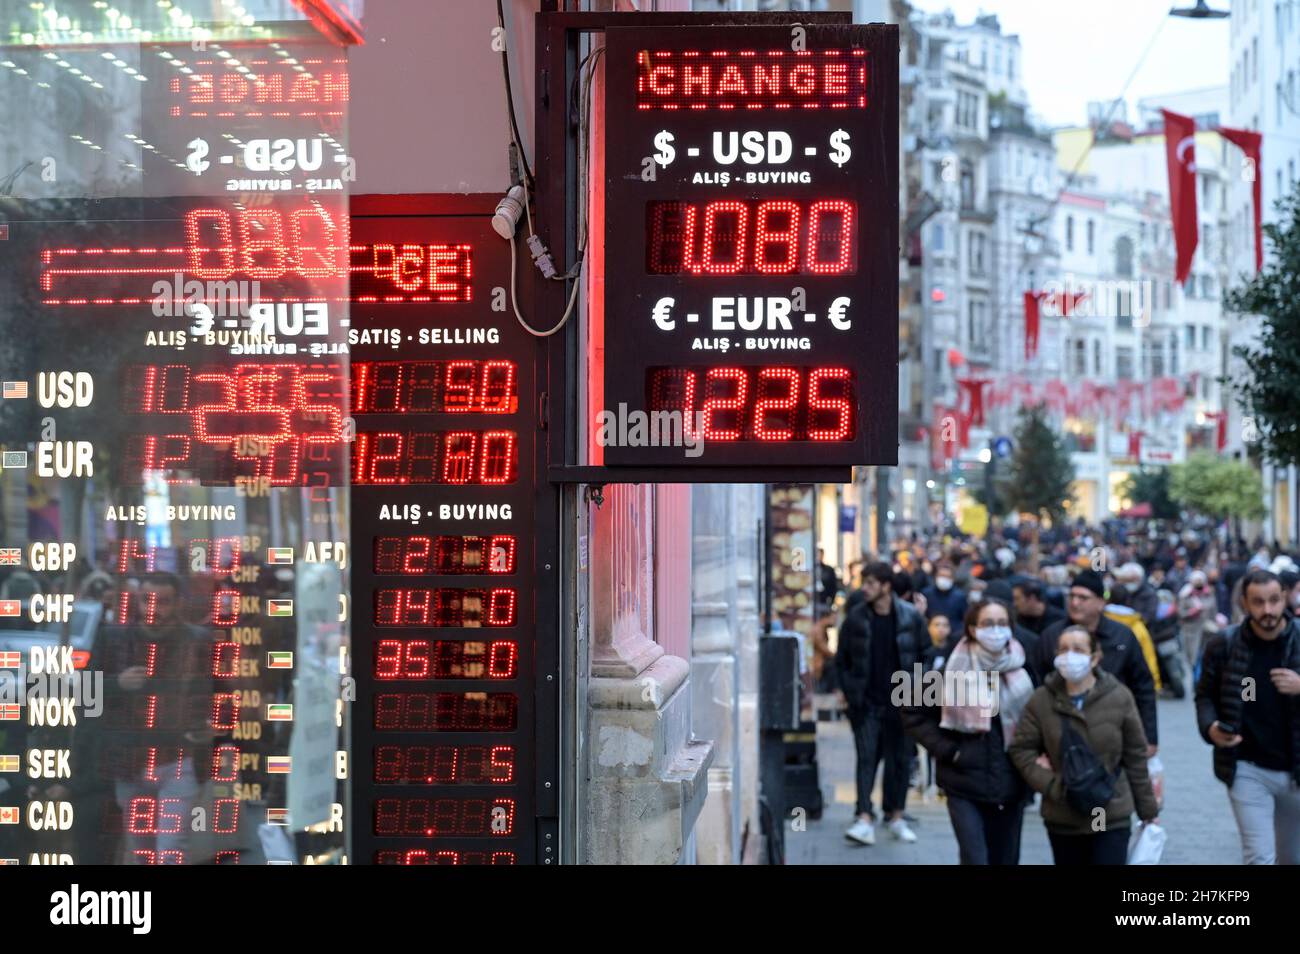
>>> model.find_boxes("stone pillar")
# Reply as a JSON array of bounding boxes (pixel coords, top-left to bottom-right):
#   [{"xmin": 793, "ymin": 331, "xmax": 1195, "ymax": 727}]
[{"xmin": 585, "ymin": 484, "xmax": 713, "ymax": 864}]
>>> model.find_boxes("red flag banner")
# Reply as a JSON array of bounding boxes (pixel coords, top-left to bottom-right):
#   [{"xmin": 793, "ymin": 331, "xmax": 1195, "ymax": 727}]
[
  {"xmin": 1162, "ymin": 109, "xmax": 1199, "ymax": 284},
  {"xmin": 1217, "ymin": 125, "xmax": 1263, "ymax": 273},
  {"xmin": 1023, "ymin": 291, "xmax": 1042, "ymax": 360},
  {"xmin": 955, "ymin": 378, "xmax": 991, "ymax": 427}
]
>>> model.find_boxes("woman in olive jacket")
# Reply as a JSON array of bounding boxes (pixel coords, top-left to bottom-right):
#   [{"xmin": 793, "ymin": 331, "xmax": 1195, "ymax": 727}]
[{"xmin": 1008, "ymin": 624, "xmax": 1160, "ymax": 865}]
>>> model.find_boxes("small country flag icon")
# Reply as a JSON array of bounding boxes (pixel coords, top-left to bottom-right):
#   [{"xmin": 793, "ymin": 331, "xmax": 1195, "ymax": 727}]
[
  {"xmin": 0, "ymin": 548, "xmax": 20, "ymax": 566},
  {"xmin": 0, "ymin": 705, "xmax": 19, "ymax": 721},
  {"xmin": 0, "ymin": 755, "xmax": 19, "ymax": 772},
  {"xmin": 0, "ymin": 651, "xmax": 21, "ymax": 668},
  {"xmin": 267, "ymin": 599, "xmax": 293, "ymax": 618},
  {"xmin": 0, "ymin": 601, "xmax": 20, "ymax": 619},
  {"xmin": 267, "ymin": 756, "xmax": 292, "ymax": 774},
  {"xmin": 266, "ymin": 703, "xmax": 293, "ymax": 722},
  {"xmin": 267, "ymin": 547, "xmax": 294, "ymax": 565},
  {"xmin": 267, "ymin": 651, "xmax": 293, "ymax": 670},
  {"xmin": 0, "ymin": 807, "xmax": 18, "ymax": 825},
  {"xmin": 1, "ymin": 451, "xmax": 26, "ymax": 469},
  {"xmin": 266, "ymin": 808, "xmax": 289, "ymax": 825},
  {"xmin": 2, "ymin": 381, "xmax": 27, "ymax": 400},
  {"xmin": 0, "ymin": 858, "xmax": 18, "ymax": 865}
]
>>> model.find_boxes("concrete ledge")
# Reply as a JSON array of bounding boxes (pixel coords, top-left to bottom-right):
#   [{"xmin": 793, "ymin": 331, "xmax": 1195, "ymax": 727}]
[{"xmin": 588, "ymin": 652, "xmax": 689, "ymax": 709}]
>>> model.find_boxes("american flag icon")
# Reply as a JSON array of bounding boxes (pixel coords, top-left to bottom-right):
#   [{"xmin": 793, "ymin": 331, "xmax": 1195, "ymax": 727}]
[
  {"xmin": 1, "ymin": 381, "xmax": 26, "ymax": 400},
  {"xmin": 0, "ymin": 548, "xmax": 19, "ymax": 566}
]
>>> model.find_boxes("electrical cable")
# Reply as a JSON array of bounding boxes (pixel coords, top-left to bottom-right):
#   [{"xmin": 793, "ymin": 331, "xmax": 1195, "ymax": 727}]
[
  {"xmin": 496, "ymin": 0, "xmax": 535, "ymax": 192},
  {"xmin": 506, "ymin": 43, "xmax": 604, "ymax": 337}
]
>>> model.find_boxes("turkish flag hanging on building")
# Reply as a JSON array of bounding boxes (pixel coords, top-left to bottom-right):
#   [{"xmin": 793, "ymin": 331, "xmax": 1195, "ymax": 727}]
[
  {"xmin": 1217, "ymin": 125, "xmax": 1263, "ymax": 273},
  {"xmin": 1162, "ymin": 109, "xmax": 1199, "ymax": 284},
  {"xmin": 1023, "ymin": 291, "xmax": 1042, "ymax": 360}
]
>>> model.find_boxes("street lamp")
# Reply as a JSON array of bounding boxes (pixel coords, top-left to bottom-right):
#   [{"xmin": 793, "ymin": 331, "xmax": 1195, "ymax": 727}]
[{"xmin": 1169, "ymin": 1, "xmax": 1228, "ymax": 18}]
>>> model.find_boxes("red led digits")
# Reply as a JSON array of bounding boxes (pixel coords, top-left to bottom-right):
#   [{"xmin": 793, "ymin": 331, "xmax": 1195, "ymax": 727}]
[
  {"xmin": 352, "ymin": 429, "xmax": 518, "ymax": 485},
  {"xmin": 373, "ymin": 535, "xmax": 517, "ymax": 575},
  {"xmin": 374, "ymin": 744, "xmax": 516, "ymax": 785},
  {"xmin": 806, "ymin": 200, "xmax": 856, "ymax": 274},
  {"xmin": 374, "ymin": 588, "xmax": 518, "ymax": 627},
  {"xmin": 646, "ymin": 366, "xmax": 856, "ymax": 441},
  {"xmin": 373, "ymin": 639, "xmax": 518, "ymax": 680},
  {"xmin": 373, "ymin": 797, "xmax": 516, "ymax": 837},
  {"xmin": 700, "ymin": 368, "xmax": 748, "ymax": 441},
  {"xmin": 646, "ymin": 199, "xmax": 856, "ymax": 276},
  {"xmin": 807, "ymin": 367, "xmax": 853, "ymax": 440},
  {"xmin": 635, "ymin": 48, "xmax": 868, "ymax": 110},
  {"xmin": 373, "ymin": 692, "xmax": 518, "ymax": 731},
  {"xmin": 753, "ymin": 367, "xmax": 800, "ymax": 441},
  {"xmin": 41, "ymin": 205, "xmax": 479, "ymax": 306},
  {"xmin": 699, "ymin": 201, "xmax": 748, "ymax": 274},
  {"xmin": 375, "ymin": 850, "xmax": 516, "ymax": 865}
]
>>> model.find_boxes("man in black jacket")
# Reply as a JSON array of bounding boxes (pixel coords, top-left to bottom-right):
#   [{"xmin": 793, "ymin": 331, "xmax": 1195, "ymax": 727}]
[
  {"xmin": 1035, "ymin": 569, "xmax": 1158, "ymax": 752},
  {"xmin": 1011, "ymin": 577, "xmax": 1066, "ymax": 637},
  {"xmin": 1196, "ymin": 569, "xmax": 1300, "ymax": 864},
  {"xmin": 835, "ymin": 561, "xmax": 927, "ymax": 846}
]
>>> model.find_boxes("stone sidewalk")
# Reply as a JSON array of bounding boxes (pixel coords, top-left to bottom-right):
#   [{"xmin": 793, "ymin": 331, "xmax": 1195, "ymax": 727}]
[{"xmin": 786, "ymin": 694, "xmax": 1243, "ymax": 865}]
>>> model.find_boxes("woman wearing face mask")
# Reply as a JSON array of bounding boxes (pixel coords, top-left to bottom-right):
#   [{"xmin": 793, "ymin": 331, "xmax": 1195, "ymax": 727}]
[
  {"xmin": 1178, "ymin": 570, "xmax": 1213, "ymax": 670},
  {"xmin": 903, "ymin": 600, "xmax": 1037, "ymax": 864},
  {"xmin": 1009, "ymin": 625, "xmax": 1159, "ymax": 865}
]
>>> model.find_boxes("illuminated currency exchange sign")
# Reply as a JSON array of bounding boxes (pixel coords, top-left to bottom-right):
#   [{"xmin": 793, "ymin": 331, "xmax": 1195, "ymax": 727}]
[{"xmin": 601, "ymin": 24, "xmax": 898, "ymax": 468}]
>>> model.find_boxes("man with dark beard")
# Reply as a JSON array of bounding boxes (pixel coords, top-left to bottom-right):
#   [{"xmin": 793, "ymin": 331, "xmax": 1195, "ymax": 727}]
[{"xmin": 1197, "ymin": 570, "xmax": 1300, "ymax": 864}]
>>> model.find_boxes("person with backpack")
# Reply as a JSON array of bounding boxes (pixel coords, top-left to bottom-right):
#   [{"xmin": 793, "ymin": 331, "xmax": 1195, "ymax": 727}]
[
  {"xmin": 1009, "ymin": 624, "xmax": 1160, "ymax": 865},
  {"xmin": 1195, "ymin": 569, "xmax": 1300, "ymax": 864},
  {"xmin": 903, "ymin": 599, "xmax": 1038, "ymax": 864}
]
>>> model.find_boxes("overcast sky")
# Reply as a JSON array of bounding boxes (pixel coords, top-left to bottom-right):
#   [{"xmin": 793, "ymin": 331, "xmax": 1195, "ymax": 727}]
[{"xmin": 925, "ymin": 1, "xmax": 1232, "ymax": 127}]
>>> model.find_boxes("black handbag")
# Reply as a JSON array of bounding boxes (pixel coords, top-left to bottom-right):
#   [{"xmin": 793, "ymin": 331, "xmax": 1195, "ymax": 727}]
[{"xmin": 1057, "ymin": 714, "xmax": 1121, "ymax": 816}]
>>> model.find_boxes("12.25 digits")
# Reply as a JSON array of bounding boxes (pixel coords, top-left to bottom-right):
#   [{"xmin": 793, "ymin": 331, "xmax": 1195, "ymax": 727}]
[{"xmin": 647, "ymin": 365, "xmax": 855, "ymax": 442}]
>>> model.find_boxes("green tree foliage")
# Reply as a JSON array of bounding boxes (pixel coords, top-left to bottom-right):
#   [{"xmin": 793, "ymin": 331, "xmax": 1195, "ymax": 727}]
[
  {"xmin": 996, "ymin": 404, "xmax": 1076, "ymax": 525},
  {"xmin": 1120, "ymin": 467, "xmax": 1179, "ymax": 520},
  {"xmin": 1224, "ymin": 188, "xmax": 1300, "ymax": 464},
  {"xmin": 1169, "ymin": 454, "xmax": 1266, "ymax": 521}
]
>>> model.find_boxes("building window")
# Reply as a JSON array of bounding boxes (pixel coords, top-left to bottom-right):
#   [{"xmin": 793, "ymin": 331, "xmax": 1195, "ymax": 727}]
[
  {"xmin": 1115, "ymin": 235, "xmax": 1134, "ymax": 277},
  {"xmin": 1164, "ymin": 281, "xmax": 1171, "ymax": 309},
  {"xmin": 1092, "ymin": 339, "xmax": 1103, "ymax": 375},
  {"xmin": 1066, "ymin": 215, "xmax": 1074, "ymax": 251},
  {"xmin": 960, "ymin": 160, "xmax": 975, "ymax": 210},
  {"xmin": 1086, "ymin": 219, "xmax": 1095, "ymax": 254},
  {"xmin": 933, "ymin": 221, "xmax": 944, "ymax": 251},
  {"xmin": 1202, "ymin": 325, "xmax": 1212, "ymax": 349},
  {"xmin": 1202, "ymin": 274, "xmax": 1214, "ymax": 298},
  {"xmin": 1075, "ymin": 339, "xmax": 1088, "ymax": 376},
  {"xmin": 1116, "ymin": 346, "xmax": 1134, "ymax": 380},
  {"xmin": 969, "ymin": 232, "xmax": 986, "ymax": 275},
  {"xmin": 968, "ymin": 299, "xmax": 987, "ymax": 348},
  {"xmin": 1185, "ymin": 325, "xmax": 1197, "ymax": 349}
]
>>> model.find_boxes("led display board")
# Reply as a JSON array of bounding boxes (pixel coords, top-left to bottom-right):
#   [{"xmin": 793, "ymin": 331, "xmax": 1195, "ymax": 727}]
[{"xmin": 601, "ymin": 24, "xmax": 898, "ymax": 468}]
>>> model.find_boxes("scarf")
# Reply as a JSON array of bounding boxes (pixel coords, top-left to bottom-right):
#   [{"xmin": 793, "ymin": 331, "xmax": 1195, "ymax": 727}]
[{"xmin": 939, "ymin": 636, "xmax": 1035, "ymax": 746}]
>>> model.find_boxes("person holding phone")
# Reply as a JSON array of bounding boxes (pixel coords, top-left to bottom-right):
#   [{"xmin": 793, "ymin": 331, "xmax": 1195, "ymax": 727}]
[{"xmin": 1196, "ymin": 569, "xmax": 1300, "ymax": 864}]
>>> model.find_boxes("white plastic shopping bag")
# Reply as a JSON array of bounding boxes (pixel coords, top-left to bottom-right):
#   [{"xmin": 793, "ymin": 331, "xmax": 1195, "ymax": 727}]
[{"xmin": 1127, "ymin": 821, "xmax": 1167, "ymax": 865}]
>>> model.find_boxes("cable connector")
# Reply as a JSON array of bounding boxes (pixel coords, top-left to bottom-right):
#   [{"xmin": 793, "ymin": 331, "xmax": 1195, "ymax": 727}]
[{"xmin": 526, "ymin": 234, "xmax": 558, "ymax": 279}]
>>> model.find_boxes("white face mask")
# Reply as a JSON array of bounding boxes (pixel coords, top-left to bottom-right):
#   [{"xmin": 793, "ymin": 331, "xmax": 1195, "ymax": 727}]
[
  {"xmin": 974, "ymin": 625, "xmax": 1012, "ymax": 652},
  {"xmin": 935, "ymin": 576, "xmax": 953, "ymax": 592},
  {"xmin": 1123, "ymin": 581, "xmax": 1141, "ymax": 593},
  {"xmin": 1054, "ymin": 651, "xmax": 1093, "ymax": 683}
]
